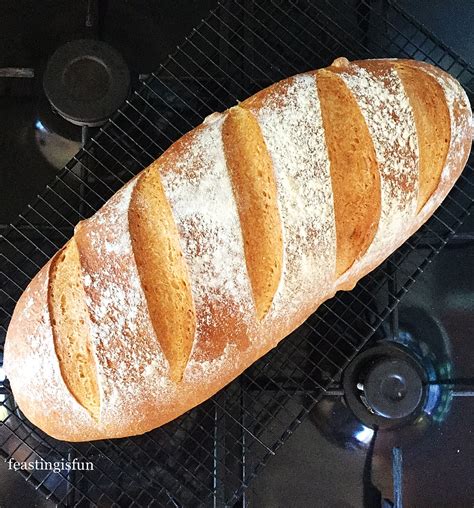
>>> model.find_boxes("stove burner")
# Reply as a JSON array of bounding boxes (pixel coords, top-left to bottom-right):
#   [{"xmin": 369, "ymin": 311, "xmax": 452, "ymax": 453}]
[
  {"xmin": 43, "ymin": 39, "xmax": 130, "ymax": 127},
  {"xmin": 343, "ymin": 343, "xmax": 428, "ymax": 429},
  {"xmin": 363, "ymin": 358, "xmax": 424, "ymax": 419}
]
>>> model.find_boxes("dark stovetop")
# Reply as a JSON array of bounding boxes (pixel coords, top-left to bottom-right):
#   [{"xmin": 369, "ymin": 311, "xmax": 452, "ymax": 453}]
[
  {"xmin": 0, "ymin": 0, "xmax": 217, "ymax": 225},
  {"xmin": 0, "ymin": 1, "xmax": 473, "ymax": 507}
]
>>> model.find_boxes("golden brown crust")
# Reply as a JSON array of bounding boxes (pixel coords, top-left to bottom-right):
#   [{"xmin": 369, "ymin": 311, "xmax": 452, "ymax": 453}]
[
  {"xmin": 401, "ymin": 59, "xmax": 472, "ymax": 230},
  {"xmin": 395, "ymin": 62, "xmax": 451, "ymax": 211},
  {"xmin": 4, "ymin": 258, "xmax": 97, "ymax": 441},
  {"xmin": 3, "ymin": 58, "xmax": 471, "ymax": 442},
  {"xmin": 316, "ymin": 68, "xmax": 380, "ymax": 276},
  {"xmin": 48, "ymin": 239, "xmax": 100, "ymax": 418},
  {"xmin": 241, "ymin": 75, "xmax": 293, "ymax": 111},
  {"xmin": 349, "ymin": 59, "xmax": 419, "ymax": 196},
  {"xmin": 328, "ymin": 58, "xmax": 420, "ymax": 292},
  {"xmin": 222, "ymin": 106, "xmax": 283, "ymax": 319},
  {"xmin": 156, "ymin": 124, "xmax": 254, "ymax": 362},
  {"xmin": 129, "ymin": 165, "xmax": 196, "ymax": 381}
]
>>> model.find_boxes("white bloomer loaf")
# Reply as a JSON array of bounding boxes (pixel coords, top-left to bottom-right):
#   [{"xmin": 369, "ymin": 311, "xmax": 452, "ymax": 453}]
[{"xmin": 4, "ymin": 58, "xmax": 472, "ymax": 441}]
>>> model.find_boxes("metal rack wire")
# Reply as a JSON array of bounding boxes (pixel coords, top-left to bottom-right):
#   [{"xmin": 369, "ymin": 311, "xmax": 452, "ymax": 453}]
[{"xmin": 0, "ymin": 0, "xmax": 473, "ymax": 506}]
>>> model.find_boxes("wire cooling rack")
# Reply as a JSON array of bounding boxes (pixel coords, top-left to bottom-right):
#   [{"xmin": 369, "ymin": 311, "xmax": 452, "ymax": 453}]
[{"xmin": 0, "ymin": 0, "xmax": 473, "ymax": 506}]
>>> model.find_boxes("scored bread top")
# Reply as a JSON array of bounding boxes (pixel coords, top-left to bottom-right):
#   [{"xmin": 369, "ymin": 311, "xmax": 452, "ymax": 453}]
[
  {"xmin": 49, "ymin": 239, "xmax": 100, "ymax": 418},
  {"xmin": 316, "ymin": 68, "xmax": 380, "ymax": 277},
  {"xmin": 222, "ymin": 106, "xmax": 283, "ymax": 321},
  {"xmin": 3, "ymin": 58, "xmax": 471, "ymax": 441},
  {"xmin": 242, "ymin": 73, "xmax": 337, "ymax": 327},
  {"xmin": 331, "ymin": 59, "xmax": 420, "ymax": 290},
  {"xmin": 395, "ymin": 62, "xmax": 451, "ymax": 211},
  {"xmin": 157, "ymin": 116, "xmax": 257, "ymax": 361},
  {"xmin": 129, "ymin": 166, "xmax": 196, "ymax": 382}
]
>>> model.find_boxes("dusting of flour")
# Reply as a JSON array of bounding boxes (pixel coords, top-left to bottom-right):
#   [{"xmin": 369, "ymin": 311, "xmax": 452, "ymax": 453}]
[
  {"xmin": 254, "ymin": 74, "xmax": 336, "ymax": 324},
  {"xmin": 160, "ymin": 114, "xmax": 255, "ymax": 359},
  {"xmin": 336, "ymin": 64, "xmax": 419, "ymax": 287}
]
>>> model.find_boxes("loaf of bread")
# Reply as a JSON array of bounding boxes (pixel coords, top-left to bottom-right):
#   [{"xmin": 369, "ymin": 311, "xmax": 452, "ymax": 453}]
[{"xmin": 4, "ymin": 58, "xmax": 472, "ymax": 441}]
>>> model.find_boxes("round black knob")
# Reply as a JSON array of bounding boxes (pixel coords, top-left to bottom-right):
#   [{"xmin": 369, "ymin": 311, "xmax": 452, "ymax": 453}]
[
  {"xmin": 43, "ymin": 39, "xmax": 130, "ymax": 127},
  {"xmin": 363, "ymin": 358, "xmax": 423, "ymax": 419}
]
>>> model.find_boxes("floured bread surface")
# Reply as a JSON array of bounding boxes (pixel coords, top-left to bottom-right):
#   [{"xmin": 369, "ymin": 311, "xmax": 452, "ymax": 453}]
[
  {"xmin": 3, "ymin": 260, "xmax": 97, "ymax": 440},
  {"xmin": 244, "ymin": 74, "xmax": 336, "ymax": 327},
  {"xmin": 316, "ymin": 68, "xmax": 380, "ymax": 277},
  {"xmin": 3, "ymin": 58, "xmax": 471, "ymax": 442},
  {"xmin": 129, "ymin": 166, "xmax": 196, "ymax": 382},
  {"xmin": 158, "ymin": 117, "xmax": 256, "ymax": 361},
  {"xmin": 332, "ymin": 59, "xmax": 419, "ymax": 290},
  {"xmin": 414, "ymin": 60, "xmax": 472, "ymax": 202},
  {"xmin": 395, "ymin": 62, "xmax": 451, "ymax": 211},
  {"xmin": 74, "ymin": 180, "xmax": 174, "ymax": 431},
  {"xmin": 49, "ymin": 239, "xmax": 100, "ymax": 418},
  {"xmin": 222, "ymin": 106, "xmax": 283, "ymax": 320}
]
